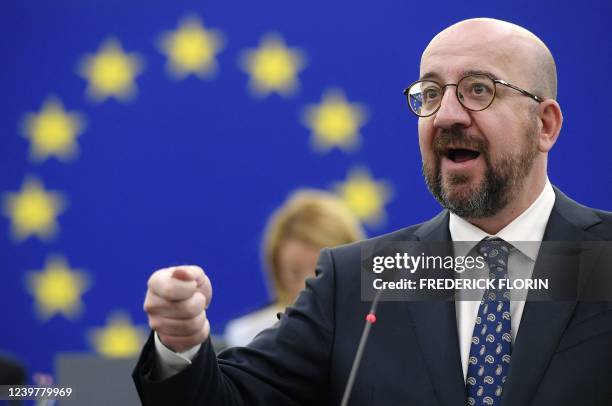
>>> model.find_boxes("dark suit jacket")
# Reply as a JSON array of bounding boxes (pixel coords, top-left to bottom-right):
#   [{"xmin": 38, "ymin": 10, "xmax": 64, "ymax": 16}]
[{"xmin": 133, "ymin": 188, "xmax": 612, "ymax": 405}]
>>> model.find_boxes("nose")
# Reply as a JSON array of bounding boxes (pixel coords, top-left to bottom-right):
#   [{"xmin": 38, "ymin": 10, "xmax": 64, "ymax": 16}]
[{"xmin": 432, "ymin": 86, "xmax": 472, "ymax": 130}]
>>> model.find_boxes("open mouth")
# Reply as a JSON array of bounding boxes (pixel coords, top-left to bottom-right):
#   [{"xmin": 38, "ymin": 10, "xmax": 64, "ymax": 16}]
[{"xmin": 445, "ymin": 148, "xmax": 481, "ymax": 163}]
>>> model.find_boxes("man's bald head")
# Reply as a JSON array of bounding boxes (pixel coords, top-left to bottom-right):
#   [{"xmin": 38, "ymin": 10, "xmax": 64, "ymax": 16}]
[{"xmin": 422, "ymin": 18, "xmax": 557, "ymax": 100}]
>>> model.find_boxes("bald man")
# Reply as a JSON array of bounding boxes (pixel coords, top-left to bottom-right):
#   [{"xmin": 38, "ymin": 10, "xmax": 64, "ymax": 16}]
[{"xmin": 133, "ymin": 19, "xmax": 612, "ymax": 405}]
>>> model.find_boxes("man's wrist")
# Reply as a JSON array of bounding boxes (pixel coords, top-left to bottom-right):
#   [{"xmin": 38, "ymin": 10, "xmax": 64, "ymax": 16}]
[{"xmin": 153, "ymin": 332, "xmax": 202, "ymax": 379}]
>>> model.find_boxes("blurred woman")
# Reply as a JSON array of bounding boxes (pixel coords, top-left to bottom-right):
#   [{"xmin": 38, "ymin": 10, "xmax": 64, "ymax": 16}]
[{"xmin": 224, "ymin": 189, "xmax": 365, "ymax": 347}]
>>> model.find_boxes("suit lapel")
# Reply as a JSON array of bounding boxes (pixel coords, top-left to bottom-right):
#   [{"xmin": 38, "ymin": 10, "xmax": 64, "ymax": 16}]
[
  {"xmin": 408, "ymin": 301, "xmax": 466, "ymax": 406},
  {"xmin": 407, "ymin": 211, "xmax": 467, "ymax": 406},
  {"xmin": 501, "ymin": 188, "xmax": 602, "ymax": 406}
]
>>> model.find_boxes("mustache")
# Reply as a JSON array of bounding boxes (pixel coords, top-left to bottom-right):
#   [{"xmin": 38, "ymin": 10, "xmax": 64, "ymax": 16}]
[{"xmin": 433, "ymin": 127, "xmax": 488, "ymax": 155}]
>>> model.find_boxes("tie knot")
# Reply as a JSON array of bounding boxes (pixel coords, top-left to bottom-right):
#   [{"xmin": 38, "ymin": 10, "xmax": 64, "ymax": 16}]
[
  {"xmin": 477, "ymin": 238, "xmax": 513, "ymax": 276},
  {"xmin": 478, "ymin": 238, "xmax": 512, "ymax": 257}
]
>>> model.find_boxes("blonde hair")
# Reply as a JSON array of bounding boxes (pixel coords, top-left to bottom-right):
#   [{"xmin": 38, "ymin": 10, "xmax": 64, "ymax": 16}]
[{"xmin": 263, "ymin": 189, "xmax": 365, "ymax": 305}]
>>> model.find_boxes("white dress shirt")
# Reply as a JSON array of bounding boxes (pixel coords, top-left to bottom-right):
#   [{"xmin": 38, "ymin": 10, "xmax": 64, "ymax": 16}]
[
  {"xmin": 154, "ymin": 179, "xmax": 556, "ymax": 381},
  {"xmin": 451, "ymin": 179, "xmax": 555, "ymax": 381}
]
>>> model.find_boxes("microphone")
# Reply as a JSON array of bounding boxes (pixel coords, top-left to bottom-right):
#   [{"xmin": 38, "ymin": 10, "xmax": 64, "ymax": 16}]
[{"xmin": 339, "ymin": 289, "xmax": 382, "ymax": 406}]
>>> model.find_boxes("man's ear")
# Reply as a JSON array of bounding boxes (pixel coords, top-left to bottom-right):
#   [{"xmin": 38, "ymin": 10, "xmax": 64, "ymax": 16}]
[{"xmin": 537, "ymin": 99, "xmax": 563, "ymax": 152}]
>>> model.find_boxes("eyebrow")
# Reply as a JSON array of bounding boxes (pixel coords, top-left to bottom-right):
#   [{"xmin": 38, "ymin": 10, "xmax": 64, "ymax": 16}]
[{"xmin": 419, "ymin": 69, "xmax": 501, "ymax": 82}]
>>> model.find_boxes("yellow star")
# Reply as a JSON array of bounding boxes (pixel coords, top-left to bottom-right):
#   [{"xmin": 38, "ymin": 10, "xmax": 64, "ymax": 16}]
[
  {"xmin": 21, "ymin": 97, "xmax": 85, "ymax": 162},
  {"xmin": 333, "ymin": 167, "xmax": 392, "ymax": 226},
  {"xmin": 26, "ymin": 255, "xmax": 90, "ymax": 320},
  {"xmin": 302, "ymin": 89, "xmax": 368, "ymax": 152},
  {"xmin": 77, "ymin": 38, "xmax": 144, "ymax": 102},
  {"xmin": 89, "ymin": 312, "xmax": 148, "ymax": 358},
  {"xmin": 158, "ymin": 15, "xmax": 224, "ymax": 80},
  {"xmin": 239, "ymin": 33, "xmax": 306, "ymax": 97},
  {"xmin": 2, "ymin": 177, "xmax": 67, "ymax": 241}
]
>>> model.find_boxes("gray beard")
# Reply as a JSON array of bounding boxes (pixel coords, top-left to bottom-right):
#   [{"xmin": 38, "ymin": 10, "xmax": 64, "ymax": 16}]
[{"xmin": 423, "ymin": 125, "xmax": 538, "ymax": 219}]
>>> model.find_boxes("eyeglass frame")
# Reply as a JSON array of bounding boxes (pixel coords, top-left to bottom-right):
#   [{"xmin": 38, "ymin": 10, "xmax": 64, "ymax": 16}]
[{"xmin": 402, "ymin": 74, "xmax": 544, "ymax": 117}]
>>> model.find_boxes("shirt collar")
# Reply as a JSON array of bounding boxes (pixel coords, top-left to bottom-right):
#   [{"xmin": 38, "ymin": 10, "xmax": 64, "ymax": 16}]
[{"xmin": 449, "ymin": 179, "xmax": 556, "ymax": 261}]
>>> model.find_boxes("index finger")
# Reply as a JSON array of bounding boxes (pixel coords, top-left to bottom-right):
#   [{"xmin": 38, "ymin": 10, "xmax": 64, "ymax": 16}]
[
  {"xmin": 172, "ymin": 266, "xmax": 212, "ymax": 307},
  {"xmin": 149, "ymin": 270, "xmax": 197, "ymax": 301}
]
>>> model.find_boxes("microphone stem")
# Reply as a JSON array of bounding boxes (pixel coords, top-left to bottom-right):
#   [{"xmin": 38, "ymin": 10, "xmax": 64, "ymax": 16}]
[{"xmin": 339, "ymin": 290, "xmax": 382, "ymax": 406}]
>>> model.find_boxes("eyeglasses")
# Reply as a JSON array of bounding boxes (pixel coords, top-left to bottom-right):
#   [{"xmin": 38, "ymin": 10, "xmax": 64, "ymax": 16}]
[{"xmin": 403, "ymin": 74, "xmax": 543, "ymax": 117}]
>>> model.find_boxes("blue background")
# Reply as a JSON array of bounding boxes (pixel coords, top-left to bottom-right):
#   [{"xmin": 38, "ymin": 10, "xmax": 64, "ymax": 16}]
[{"xmin": 1, "ymin": 0, "xmax": 611, "ymax": 379}]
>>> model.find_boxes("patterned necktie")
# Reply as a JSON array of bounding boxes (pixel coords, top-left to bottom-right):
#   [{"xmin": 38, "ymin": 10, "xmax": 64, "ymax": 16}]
[{"xmin": 466, "ymin": 238, "xmax": 512, "ymax": 406}]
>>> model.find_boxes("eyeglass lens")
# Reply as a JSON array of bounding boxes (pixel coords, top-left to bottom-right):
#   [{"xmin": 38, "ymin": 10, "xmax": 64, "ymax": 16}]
[{"xmin": 406, "ymin": 74, "xmax": 496, "ymax": 116}]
